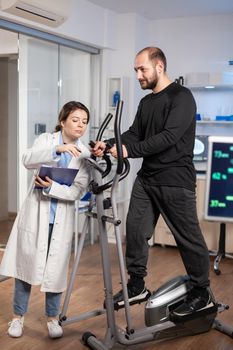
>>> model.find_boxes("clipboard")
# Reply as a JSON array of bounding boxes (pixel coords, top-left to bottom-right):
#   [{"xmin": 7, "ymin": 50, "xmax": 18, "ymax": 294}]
[{"xmin": 36, "ymin": 166, "xmax": 79, "ymax": 187}]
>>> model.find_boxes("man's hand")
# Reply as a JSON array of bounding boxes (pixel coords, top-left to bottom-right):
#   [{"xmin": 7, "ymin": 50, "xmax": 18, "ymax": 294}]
[
  {"xmin": 109, "ymin": 144, "xmax": 128, "ymax": 158},
  {"xmin": 90, "ymin": 141, "xmax": 107, "ymax": 157}
]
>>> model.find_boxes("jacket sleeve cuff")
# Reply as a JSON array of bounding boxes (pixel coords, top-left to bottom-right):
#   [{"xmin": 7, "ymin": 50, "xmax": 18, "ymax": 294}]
[
  {"xmin": 43, "ymin": 186, "xmax": 52, "ymax": 195},
  {"xmin": 53, "ymin": 146, "xmax": 61, "ymax": 158}
]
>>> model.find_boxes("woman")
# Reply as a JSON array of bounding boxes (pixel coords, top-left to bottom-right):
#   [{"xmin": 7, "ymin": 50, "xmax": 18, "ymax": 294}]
[{"xmin": 0, "ymin": 101, "xmax": 91, "ymax": 338}]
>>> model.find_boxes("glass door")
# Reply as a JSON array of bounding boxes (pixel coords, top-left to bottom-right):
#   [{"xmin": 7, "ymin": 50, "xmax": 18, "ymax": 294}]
[
  {"xmin": 18, "ymin": 35, "xmax": 59, "ymax": 205},
  {"xmin": 59, "ymin": 46, "xmax": 91, "ymax": 146},
  {"xmin": 18, "ymin": 34, "xmax": 98, "ymax": 206}
]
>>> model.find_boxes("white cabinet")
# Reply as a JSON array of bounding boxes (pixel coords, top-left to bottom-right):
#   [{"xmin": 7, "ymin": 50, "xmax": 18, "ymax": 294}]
[
  {"xmin": 107, "ymin": 76, "xmax": 129, "ymax": 110},
  {"xmin": 103, "ymin": 76, "xmax": 129, "ymax": 139},
  {"xmin": 107, "ymin": 77, "xmax": 122, "ymax": 110},
  {"xmin": 186, "ymin": 84, "xmax": 233, "ymax": 136}
]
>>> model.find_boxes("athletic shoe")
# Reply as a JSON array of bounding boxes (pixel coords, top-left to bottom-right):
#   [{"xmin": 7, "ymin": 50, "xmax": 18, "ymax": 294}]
[
  {"xmin": 171, "ymin": 287, "xmax": 214, "ymax": 316},
  {"xmin": 47, "ymin": 319, "xmax": 63, "ymax": 339},
  {"xmin": 113, "ymin": 284, "xmax": 151, "ymax": 309},
  {"xmin": 8, "ymin": 317, "xmax": 24, "ymax": 337}
]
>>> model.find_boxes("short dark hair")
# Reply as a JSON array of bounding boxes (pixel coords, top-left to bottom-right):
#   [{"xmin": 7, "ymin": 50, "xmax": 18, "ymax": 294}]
[
  {"xmin": 55, "ymin": 101, "xmax": 90, "ymax": 132},
  {"xmin": 137, "ymin": 47, "xmax": 167, "ymax": 71}
]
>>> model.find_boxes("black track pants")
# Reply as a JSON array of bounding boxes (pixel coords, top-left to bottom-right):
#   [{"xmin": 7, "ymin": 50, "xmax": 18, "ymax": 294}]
[{"xmin": 125, "ymin": 177, "xmax": 210, "ymax": 288}]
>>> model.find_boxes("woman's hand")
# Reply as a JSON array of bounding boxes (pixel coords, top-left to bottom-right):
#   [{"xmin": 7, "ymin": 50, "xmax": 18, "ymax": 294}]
[
  {"xmin": 56, "ymin": 144, "xmax": 81, "ymax": 157},
  {"xmin": 35, "ymin": 175, "xmax": 53, "ymax": 188}
]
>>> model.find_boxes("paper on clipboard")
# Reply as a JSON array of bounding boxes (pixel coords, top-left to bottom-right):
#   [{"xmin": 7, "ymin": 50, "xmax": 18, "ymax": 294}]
[{"xmin": 36, "ymin": 166, "xmax": 79, "ymax": 187}]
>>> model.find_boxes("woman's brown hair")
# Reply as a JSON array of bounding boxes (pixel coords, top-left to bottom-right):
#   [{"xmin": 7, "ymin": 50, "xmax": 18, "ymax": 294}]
[{"xmin": 55, "ymin": 101, "xmax": 90, "ymax": 132}]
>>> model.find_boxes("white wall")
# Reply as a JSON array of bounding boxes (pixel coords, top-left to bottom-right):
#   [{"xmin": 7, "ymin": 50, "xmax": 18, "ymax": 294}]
[
  {"xmin": 0, "ymin": 29, "xmax": 18, "ymax": 53},
  {"xmin": 149, "ymin": 14, "xmax": 233, "ymax": 81},
  {"xmin": 148, "ymin": 14, "xmax": 233, "ymax": 135},
  {"xmin": 8, "ymin": 58, "xmax": 17, "ymax": 213},
  {"xmin": 0, "ymin": 58, "xmax": 9, "ymax": 219},
  {"xmin": 108, "ymin": 12, "xmax": 233, "ymax": 109}
]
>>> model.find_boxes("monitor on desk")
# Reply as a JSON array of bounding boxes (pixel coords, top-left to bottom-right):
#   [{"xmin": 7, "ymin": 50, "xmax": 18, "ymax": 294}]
[{"xmin": 204, "ymin": 136, "xmax": 233, "ymax": 222}]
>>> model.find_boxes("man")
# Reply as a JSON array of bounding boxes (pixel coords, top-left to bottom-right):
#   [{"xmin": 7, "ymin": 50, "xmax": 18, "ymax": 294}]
[{"xmin": 92, "ymin": 47, "xmax": 213, "ymax": 316}]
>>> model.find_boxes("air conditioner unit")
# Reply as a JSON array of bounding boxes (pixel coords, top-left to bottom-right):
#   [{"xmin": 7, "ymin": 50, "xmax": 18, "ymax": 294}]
[{"xmin": 0, "ymin": 0, "xmax": 68, "ymax": 27}]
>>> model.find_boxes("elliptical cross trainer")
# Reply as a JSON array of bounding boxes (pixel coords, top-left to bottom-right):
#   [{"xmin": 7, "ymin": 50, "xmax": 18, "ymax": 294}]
[{"xmin": 60, "ymin": 101, "xmax": 233, "ymax": 349}]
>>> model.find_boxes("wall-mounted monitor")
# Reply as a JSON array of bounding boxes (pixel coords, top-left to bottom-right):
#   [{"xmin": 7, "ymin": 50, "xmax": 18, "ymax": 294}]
[{"xmin": 204, "ymin": 136, "xmax": 233, "ymax": 222}]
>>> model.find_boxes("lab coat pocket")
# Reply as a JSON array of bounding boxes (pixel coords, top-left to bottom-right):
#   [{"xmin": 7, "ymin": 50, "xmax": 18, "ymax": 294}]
[{"xmin": 17, "ymin": 198, "xmax": 39, "ymax": 234}]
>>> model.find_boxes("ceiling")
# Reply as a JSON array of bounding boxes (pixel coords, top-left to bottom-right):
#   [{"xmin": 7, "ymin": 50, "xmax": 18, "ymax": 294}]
[{"xmin": 87, "ymin": 0, "xmax": 233, "ymax": 21}]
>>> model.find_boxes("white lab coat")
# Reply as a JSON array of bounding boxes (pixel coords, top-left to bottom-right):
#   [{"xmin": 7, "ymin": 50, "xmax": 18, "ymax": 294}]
[{"xmin": 0, "ymin": 132, "xmax": 90, "ymax": 292}]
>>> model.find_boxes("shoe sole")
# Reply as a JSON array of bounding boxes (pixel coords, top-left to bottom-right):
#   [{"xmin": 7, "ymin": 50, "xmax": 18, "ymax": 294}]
[
  {"xmin": 114, "ymin": 290, "xmax": 151, "ymax": 310},
  {"xmin": 170, "ymin": 302, "xmax": 218, "ymax": 323},
  {"xmin": 49, "ymin": 334, "xmax": 63, "ymax": 339},
  {"xmin": 8, "ymin": 332, "xmax": 23, "ymax": 338},
  {"xmin": 172, "ymin": 297, "xmax": 215, "ymax": 317}
]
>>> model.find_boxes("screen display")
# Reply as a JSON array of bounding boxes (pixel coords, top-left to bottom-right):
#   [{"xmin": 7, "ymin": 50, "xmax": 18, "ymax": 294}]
[
  {"xmin": 193, "ymin": 135, "xmax": 208, "ymax": 162},
  {"xmin": 205, "ymin": 136, "xmax": 233, "ymax": 222}
]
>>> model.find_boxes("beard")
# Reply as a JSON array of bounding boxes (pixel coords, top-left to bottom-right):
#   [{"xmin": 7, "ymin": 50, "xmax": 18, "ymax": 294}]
[{"xmin": 139, "ymin": 72, "xmax": 158, "ymax": 90}]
